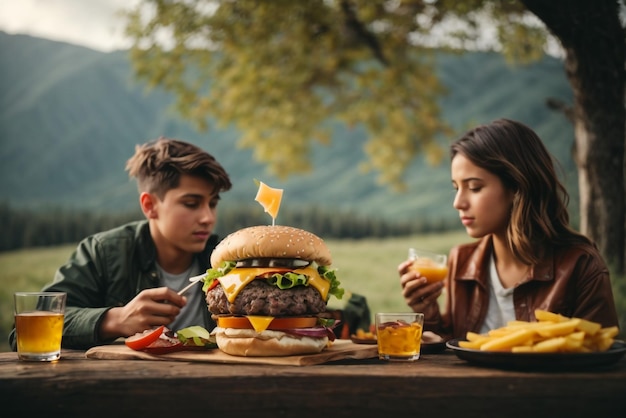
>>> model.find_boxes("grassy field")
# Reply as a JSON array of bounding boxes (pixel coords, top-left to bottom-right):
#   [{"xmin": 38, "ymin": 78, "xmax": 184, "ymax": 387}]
[{"xmin": 2, "ymin": 230, "xmax": 624, "ymax": 352}]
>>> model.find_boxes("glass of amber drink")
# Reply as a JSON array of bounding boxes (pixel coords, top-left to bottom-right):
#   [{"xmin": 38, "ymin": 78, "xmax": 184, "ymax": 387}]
[
  {"xmin": 14, "ymin": 292, "xmax": 66, "ymax": 361},
  {"xmin": 375, "ymin": 312, "xmax": 424, "ymax": 361},
  {"xmin": 408, "ymin": 248, "xmax": 448, "ymax": 283}
]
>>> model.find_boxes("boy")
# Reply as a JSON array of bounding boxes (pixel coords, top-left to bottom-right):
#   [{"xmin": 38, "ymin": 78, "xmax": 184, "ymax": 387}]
[{"xmin": 10, "ymin": 138, "xmax": 232, "ymax": 349}]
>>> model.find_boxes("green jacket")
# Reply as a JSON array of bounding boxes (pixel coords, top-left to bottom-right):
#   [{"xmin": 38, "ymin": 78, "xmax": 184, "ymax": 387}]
[{"xmin": 9, "ymin": 220, "xmax": 218, "ymax": 350}]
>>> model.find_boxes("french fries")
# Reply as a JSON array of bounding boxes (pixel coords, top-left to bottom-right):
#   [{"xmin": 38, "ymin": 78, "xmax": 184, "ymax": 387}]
[
  {"xmin": 458, "ymin": 310, "xmax": 618, "ymax": 353},
  {"xmin": 352, "ymin": 328, "xmax": 376, "ymax": 340}
]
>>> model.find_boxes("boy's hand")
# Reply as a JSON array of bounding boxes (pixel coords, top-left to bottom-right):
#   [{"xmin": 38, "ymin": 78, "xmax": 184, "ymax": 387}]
[{"xmin": 99, "ymin": 287, "xmax": 187, "ymax": 340}]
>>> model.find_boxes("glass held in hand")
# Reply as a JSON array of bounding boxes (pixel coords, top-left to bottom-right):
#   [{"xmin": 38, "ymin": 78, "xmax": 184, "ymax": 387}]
[{"xmin": 408, "ymin": 248, "xmax": 448, "ymax": 283}]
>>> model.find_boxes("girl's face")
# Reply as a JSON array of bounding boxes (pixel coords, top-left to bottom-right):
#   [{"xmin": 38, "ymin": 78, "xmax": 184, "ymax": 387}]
[{"xmin": 451, "ymin": 154, "xmax": 515, "ymax": 239}]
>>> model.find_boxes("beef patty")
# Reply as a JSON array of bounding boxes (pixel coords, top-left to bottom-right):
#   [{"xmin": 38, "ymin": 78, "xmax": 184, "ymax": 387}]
[{"xmin": 206, "ymin": 280, "xmax": 327, "ymax": 316}]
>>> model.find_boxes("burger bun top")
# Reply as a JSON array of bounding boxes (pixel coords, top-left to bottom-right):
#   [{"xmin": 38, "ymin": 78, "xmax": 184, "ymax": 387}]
[{"xmin": 210, "ymin": 225, "xmax": 332, "ymax": 267}]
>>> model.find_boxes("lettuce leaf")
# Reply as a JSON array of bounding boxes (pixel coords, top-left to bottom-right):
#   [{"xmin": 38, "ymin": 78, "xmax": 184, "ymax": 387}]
[
  {"xmin": 319, "ymin": 265, "xmax": 344, "ymax": 300},
  {"xmin": 201, "ymin": 261, "xmax": 345, "ymax": 302},
  {"xmin": 267, "ymin": 272, "xmax": 308, "ymax": 289},
  {"xmin": 201, "ymin": 261, "xmax": 235, "ymax": 293},
  {"xmin": 176, "ymin": 326, "xmax": 217, "ymax": 348}
]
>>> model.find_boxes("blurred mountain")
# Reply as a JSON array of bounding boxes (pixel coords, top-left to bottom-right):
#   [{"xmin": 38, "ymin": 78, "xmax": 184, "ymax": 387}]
[{"xmin": 0, "ymin": 32, "xmax": 576, "ymax": 224}]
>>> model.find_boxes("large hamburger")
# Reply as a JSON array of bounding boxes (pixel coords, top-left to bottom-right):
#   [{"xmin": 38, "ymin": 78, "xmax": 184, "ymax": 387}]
[{"xmin": 202, "ymin": 225, "xmax": 344, "ymax": 356}]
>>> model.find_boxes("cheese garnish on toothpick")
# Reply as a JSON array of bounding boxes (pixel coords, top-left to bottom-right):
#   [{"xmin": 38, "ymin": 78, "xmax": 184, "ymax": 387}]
[{"xmin": 254, "ymin": 180, "xmax": 283, "ymax": 225}]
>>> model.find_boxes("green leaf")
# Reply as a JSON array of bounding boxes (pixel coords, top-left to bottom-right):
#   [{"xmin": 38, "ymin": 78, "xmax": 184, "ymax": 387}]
[
  {"xmin": 176, "ymin": 326, "xmax": 217, "ymax": 348},
  {"xmin": 319, "ymin": 265, "xmax": 344, "ymax": 301},
  {"xmin": 201, "ymin": 261, "xmax": 235, "ymax": 293},
  {"xmin": 267, "ymin": 272, "xmax": 308, "ymax": 289},
  {"xmin": 317, "ymin": 317, "xmax": 337, "ymax": 328}
]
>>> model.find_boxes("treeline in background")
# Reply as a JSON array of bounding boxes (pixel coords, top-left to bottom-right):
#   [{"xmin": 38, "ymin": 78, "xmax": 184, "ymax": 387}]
[{"xmin": 0, "ymin": 202, "xmax": 458, "ymax": 252}]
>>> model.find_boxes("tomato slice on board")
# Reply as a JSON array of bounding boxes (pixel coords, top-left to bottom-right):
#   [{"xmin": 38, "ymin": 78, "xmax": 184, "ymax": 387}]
[
  {"xmin": 141, "ymin": 333, "xmax": 184, "ymax": 355},
  {"xmin": 216, "ymin": 316, "xmax": 318, "ymax": 330},
  {"xmin": 125, "ymin": 326, "xmax": 165, "ymax": 351}
]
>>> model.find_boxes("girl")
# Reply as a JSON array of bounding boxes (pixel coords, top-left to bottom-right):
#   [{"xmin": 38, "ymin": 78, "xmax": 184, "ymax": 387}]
[{"xmin": 398, "ymin": 119, "xmax": 619, "ymax": 339}]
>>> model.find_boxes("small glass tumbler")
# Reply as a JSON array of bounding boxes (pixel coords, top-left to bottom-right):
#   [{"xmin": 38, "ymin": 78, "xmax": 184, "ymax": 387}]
[
  {"xmin": 375, "ymin": 312, "xmax": 424, "ymax": 361},
  {"xmin": 14, "ymin": 292, "xmax": 66, "ymax": 361}
]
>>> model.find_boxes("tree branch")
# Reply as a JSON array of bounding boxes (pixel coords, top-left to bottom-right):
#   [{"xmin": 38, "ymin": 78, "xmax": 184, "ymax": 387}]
[
  {"xmin": 545, "ymin": 97, "xmax": 574, "ymax": 123},
  {"xmin": 340, "ymin": 0, "xmax": 389, "ymax": 66}
]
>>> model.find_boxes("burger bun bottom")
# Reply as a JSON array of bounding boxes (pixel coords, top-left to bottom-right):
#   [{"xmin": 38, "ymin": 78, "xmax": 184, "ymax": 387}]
[{"xmin": 213, "ymin": 327, "xmax": 329, "ymax": 357}]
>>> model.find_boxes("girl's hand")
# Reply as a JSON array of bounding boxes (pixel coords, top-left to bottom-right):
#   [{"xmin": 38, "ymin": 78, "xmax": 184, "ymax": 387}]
[{"xmin": 398, "ymin": 259, "xmax": 444, "ymax": 312}]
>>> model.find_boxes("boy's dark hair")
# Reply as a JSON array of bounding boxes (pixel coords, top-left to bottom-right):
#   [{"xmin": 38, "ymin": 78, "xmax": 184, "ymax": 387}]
[{"xmin": 125, "ymin": 137, "xmax": 232, "ymax": 199}]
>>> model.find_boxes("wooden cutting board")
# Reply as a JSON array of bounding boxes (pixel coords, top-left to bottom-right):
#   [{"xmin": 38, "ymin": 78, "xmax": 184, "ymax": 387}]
[{"xmin": 85, "ymin": 339, "xmax": 378, "ymax": 366}]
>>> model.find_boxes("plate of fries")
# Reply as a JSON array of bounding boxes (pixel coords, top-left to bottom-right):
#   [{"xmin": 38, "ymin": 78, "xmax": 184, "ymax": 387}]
[
  {"xmin": 446, "ymin": 310, "xmax": 625, "ymax": 370},
  {"xmin": 351, "ymin": 328, "xmax": 377, "ymax": 345}
]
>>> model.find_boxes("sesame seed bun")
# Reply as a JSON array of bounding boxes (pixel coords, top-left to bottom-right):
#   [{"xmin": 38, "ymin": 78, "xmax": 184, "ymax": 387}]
[{"xmin": 210, "ymin": 225, "xmax": 332, "ymax": 267}]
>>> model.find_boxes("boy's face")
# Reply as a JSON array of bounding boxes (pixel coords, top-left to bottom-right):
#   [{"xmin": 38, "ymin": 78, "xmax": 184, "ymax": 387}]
[{"xmin": 142, "ymin": 174, "xmax": 220, "ymax": 269}]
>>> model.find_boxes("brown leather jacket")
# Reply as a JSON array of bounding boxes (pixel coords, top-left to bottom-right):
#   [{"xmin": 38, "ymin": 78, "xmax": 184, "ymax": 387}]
[{"xmin": 424, "ymin": 235, "xmax": 619, "ymax": 340}]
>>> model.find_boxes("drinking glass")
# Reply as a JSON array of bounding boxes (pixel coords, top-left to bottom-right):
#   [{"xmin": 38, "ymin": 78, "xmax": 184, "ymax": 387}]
[
  {"xmin": 408, "ymin": 248, "xmax": 448, "ymax": 283},
  {"xmin": 14, "ymin": 292, "xmax": 66, "ymax": 361},
  {"xmin": 375, "ymin": 312, "xmax": 424, "ymax": 361}
]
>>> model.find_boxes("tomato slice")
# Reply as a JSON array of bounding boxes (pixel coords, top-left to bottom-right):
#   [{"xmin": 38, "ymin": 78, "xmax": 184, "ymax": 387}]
[
  {"xmin": 216, "ymin": 316, "xmax": 318, "ymax": 330},
  {"xmin": 206, "ymin": 279, "xmax": 220, "ymax": 292},
  {"xmin": 125, "ymin": 326, "xmax": 165, "ymax": 351},
  {"xmin": 142, "ymin": 334, "xmax": 184, "ymax": 355}
]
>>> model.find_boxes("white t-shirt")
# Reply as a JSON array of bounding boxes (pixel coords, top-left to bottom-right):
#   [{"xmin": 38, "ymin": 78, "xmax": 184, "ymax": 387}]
[
  {"xmin": 156, "ymin": 259, "xmax": 205, "ymax": 331},
  {"xmin": 479, "ymin": 254, "xmax": 516, "ymax": 334}
]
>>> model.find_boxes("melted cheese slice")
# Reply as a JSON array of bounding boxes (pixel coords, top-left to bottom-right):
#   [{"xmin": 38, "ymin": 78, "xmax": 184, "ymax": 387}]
[
  {"xmin": 218, "ymin": 266, "xmax": 330, "ymax": 303},
  {"xmin": 254, "ymin": 181, "xmax": 283, "ymax": 220},
  {"xmin": 246, "ymin": 316, "xmax": 275, "ymax": 332}
]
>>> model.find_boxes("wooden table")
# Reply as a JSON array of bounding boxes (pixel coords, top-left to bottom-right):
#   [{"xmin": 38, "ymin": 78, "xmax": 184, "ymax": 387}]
[{"xmin": 1, "ymin": 347, "xmax": 625, "ymax": 417}]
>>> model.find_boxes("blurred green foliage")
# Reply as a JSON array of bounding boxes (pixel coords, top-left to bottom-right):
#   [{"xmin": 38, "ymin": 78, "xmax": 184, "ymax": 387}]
[{"xmin": 124, "ymin": 0, "xmax": 546, "ymax": 190}]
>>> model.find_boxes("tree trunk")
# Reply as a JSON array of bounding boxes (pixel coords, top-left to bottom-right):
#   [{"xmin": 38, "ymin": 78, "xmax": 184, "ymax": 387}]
[{"xmin": 521, "ymin": 0, "xmax": 625, "ymax": 274}]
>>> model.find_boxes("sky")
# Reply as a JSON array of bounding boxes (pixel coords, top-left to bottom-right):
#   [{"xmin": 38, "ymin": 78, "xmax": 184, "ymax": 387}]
[
  {"xmin": 0, "ymin": 0, "xmax": 566, "ymax": 56},
  {"xmin": 0, "ymin": 0, "xmax": 141, "ymax": 52}
]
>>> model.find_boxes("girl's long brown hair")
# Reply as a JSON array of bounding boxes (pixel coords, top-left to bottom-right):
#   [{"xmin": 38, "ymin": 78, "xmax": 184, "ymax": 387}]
[{"xmin": 450, "ymin": 118, "xmax": 591, "ymax": 265}]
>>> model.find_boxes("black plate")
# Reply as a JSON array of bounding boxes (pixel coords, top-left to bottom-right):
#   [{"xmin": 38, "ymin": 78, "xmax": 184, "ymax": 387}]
[
  {"xmin": 446, "ymin": 339, "xmax": 626, "ymax": 371},
  {"xmin": 421, "ymin": 341, "xmax": 447, "ymax": 354},
  {"xmin": 350, "ymin": 337, "xmax": 377, "ymax": 345}
]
